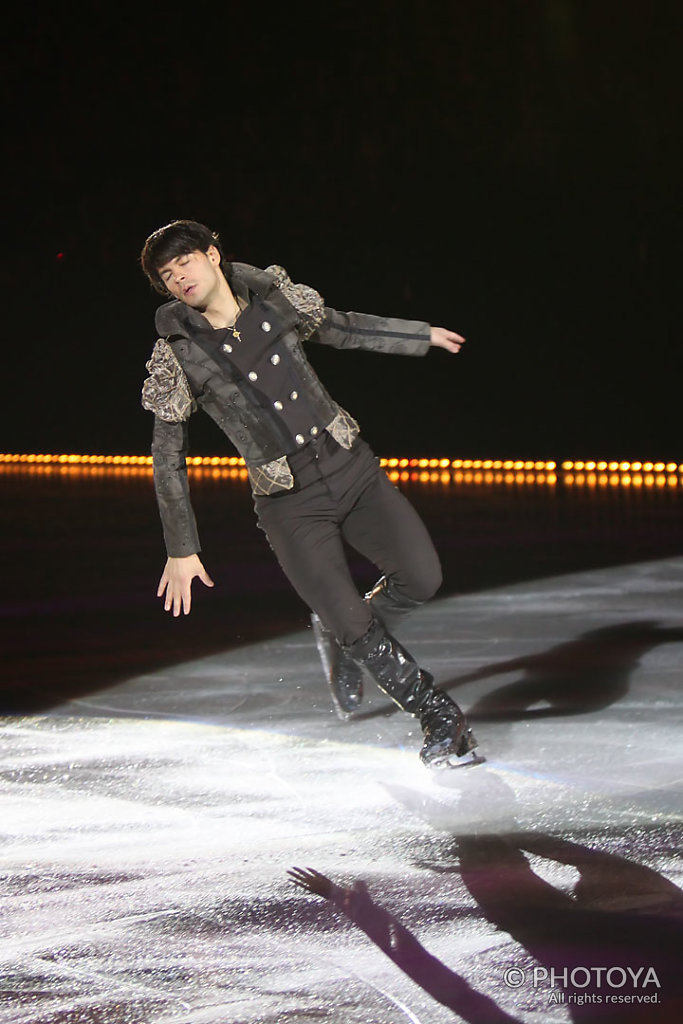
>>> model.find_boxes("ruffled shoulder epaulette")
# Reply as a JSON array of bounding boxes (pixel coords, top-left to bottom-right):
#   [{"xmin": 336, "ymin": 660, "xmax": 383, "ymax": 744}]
[
  {"xmin": 265, "ymin": 264, "xmax": 325, "ymax": 339},
  {"xmin": 141, "ymin": 339, "xmax": 195, "ymax": 423}
]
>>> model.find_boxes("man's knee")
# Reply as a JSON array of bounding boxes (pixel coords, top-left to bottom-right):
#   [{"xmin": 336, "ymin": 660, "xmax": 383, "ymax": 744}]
[
  {"xmin": 404, "ymin": 555, "xmax": 442, "ymax": 604},
  {"xmin": 386, "ymin": 557, "xmax": 442, "ymax": 607}
]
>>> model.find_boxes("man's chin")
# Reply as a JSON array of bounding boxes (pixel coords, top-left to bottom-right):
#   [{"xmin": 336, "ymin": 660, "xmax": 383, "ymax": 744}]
[{"xmin": 181, "ymin": 293, "xmax": 205, "ymax": 309}]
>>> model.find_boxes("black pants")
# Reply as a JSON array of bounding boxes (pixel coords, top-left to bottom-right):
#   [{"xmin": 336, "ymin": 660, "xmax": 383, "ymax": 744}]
[{"xmin": 254, "ymin": 436, "xmax": 442, "ymax": 645}]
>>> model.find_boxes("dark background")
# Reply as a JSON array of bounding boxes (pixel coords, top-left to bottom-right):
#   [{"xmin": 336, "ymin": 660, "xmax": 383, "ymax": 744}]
[{"xmin": 4, "ymin": 1, "xmax": 682, "ymax": 461}]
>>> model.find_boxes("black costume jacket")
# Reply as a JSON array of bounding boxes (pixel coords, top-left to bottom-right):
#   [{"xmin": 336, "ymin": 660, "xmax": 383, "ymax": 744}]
[{"xmin": 142, "ymin": 262, "xmax": 431, "ymax": 557}]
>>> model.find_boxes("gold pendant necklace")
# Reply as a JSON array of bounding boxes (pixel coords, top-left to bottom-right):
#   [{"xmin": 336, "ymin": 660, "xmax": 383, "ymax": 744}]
[{"xmin": 229, "ymin": 301, "xmax": 242, "ymax": 342}]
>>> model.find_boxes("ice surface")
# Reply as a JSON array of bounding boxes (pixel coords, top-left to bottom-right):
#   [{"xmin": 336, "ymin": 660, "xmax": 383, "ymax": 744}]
[{"xmin": 2, "ymin": 559, "xmax": 682, "ymax": 1023}]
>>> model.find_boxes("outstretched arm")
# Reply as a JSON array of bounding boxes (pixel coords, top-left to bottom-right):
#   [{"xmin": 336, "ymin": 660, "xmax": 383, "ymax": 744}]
[
  {"xmin": 266, "ymin": 265, "xmax": 467, "ymax": 357},
  {"xmin": 315, "ymin": 307, "xmax": 432, "ymax": 355},
  {"xmin": 157, "ymin": 554, "xmax": 214, "ymax": 616},
  {"xmin": 314, "ymin": 308, "xmax": 466, "ymax": 358}
]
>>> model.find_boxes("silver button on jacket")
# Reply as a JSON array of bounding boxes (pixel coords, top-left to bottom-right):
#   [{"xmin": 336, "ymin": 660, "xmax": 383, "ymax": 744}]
[{"xmin": 261, "ymin": 321, "xmax": 272, "ymax": 332}]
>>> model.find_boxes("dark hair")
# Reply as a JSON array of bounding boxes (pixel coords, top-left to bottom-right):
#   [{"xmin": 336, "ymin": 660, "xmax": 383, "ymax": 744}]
[{"xmin": 140, "ymin": 219, "xmax": 228, "ymax": 294}]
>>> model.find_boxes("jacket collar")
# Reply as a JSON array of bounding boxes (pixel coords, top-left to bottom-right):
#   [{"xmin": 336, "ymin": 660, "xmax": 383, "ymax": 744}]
[{"xmin": 154, "ymin": 262, "xmax": 276, "ymax": 338}]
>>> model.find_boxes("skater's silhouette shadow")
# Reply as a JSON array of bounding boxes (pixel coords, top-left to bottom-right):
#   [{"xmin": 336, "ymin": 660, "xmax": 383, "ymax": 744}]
[
  {"xmin": 353, "ymin": 619, "xmax": 683, "ymax": 725},
  {"xmin": 453, "ymin": 831, "xmax": 683, "ymax": 1022},
  {"xmin": 446, "ymin": 620, "xmax": 683, "ymax": 722},
  {"xmin": 388, "ymin": 772, "xmax": 683, "ymax": 1022},
  {"xmin": 289, "ymin": 820, "xmax": 683, "ymax": 1024},
  {"xmin": 288, "ymin": 865, "xmax": 522, "ymax": 1023}
]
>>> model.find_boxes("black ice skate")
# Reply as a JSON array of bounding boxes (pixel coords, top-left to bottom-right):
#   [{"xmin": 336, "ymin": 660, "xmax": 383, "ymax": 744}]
[
  {"xmin": 345, "ymin": 618, "xmax": 480, "ymax": 768},
  {"xmin": 311, "ymin": 613, "xmax": 364, "ymax": 719},
  {"xmin": 416, "ymin": 686, "xmax": 479, "ymax": 768}
]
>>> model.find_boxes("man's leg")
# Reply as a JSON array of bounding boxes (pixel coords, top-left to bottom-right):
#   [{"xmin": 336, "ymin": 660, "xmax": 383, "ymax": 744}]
[
  {"xmin": 334, "ymin": 455, "xmax": 479, "ymax": 768},
  {"xmin": 253, "ymin": 481, "xmax": 372, "ymax": 718},
  {"xmin": 309, "ymin": 611, "xmax": 364, "ymax": 719},
  {"xmin": 337, "ymin": 457, "xmax": 443, "ymax": 628},
  {"xmin": 255, "ymin": 481, "xmax": 373, "ymax": 644},
  {"xmin": 255, "ymin": 449, "xmax": 479, "ymax": 766}
]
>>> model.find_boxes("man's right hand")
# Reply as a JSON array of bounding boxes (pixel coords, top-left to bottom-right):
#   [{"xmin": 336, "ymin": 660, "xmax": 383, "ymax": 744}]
[{"xmin": 157, "ymin": 554, "xmax": 214, "ymax": 616}]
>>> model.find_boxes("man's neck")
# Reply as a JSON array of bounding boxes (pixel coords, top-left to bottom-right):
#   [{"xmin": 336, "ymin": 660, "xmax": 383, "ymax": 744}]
[{"xmin": 200, "ymin": 276, "xmax": 241, "ymax": 330}]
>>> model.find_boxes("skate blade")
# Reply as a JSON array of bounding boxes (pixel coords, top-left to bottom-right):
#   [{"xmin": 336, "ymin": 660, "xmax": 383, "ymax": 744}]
[
  {"xmin": 424, "ymin": 748, "xmax": 486, "ymax": 770},
  {"xmin": 330, "ymin": 701, "xmax": 354, "ymax": 722},
  {"xmin": 329, "ymin": 688, "xmax": 365, "ymax": 721}
]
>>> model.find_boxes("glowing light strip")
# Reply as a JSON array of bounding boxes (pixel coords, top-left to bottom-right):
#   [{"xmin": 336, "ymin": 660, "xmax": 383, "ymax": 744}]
[
  {"xmin": 0, "ymin": 453, "xmax": 680, "ymax": 488},
  {"xmin": 560, "ymin": 459, "xmax": 679, "ymax": 473}
]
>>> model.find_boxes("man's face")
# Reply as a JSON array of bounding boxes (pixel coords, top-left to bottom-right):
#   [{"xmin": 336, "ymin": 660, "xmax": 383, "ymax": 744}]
[{"xmin": 156, "ymin": 245, "xmax": 222, "ymax": 307}]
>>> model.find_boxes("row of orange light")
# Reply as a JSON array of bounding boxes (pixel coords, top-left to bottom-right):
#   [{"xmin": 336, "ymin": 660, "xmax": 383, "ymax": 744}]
[
  {"xmin": 0, "ymin": 453, "xmax": 680, "ymax": 473},
  {"xmin": 562, "ymin": 473, "xmax": 678, "ymax": 489},
  {"xmin": 0, "ymin": 453, "xmax": 562, "ymax": 469},
  {"xmin": 383, "ymin": 457, "xmax": 559, "ymax": 471},
  {"xmin": 561, "ymin": 459, "xmax": 680, "ymax": 474},
  {"xmin": 4, "ymin": 465, "xmax": 680, "ymax": 489},
  {"xmin": 0, "ymin": 453, "xmax": 681, "ymax": 487},
  {"xmin": 387, "ymin": 470, "xmax": 558, "ymax": 486}
]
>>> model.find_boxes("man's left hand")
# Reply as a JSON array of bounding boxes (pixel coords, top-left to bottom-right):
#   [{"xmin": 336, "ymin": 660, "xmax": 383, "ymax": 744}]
[{"xmin": 430, "ymin": 327, "xmax": 466, "ymax": 353}]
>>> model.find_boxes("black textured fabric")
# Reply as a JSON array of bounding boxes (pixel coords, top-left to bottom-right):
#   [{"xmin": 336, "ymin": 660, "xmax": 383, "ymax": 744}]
[
  {"xmin": 145, "ymin": 262, "xmax": 431, "ymax": 556},
  {"xmin": 253, "ymin": 439, "xmax": 442, "ymax": 645}
]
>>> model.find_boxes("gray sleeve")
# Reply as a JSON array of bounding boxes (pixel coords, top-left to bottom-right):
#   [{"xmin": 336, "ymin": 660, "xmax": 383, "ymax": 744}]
[
  {"xmin": 151, "ymin": 417, "xmax": 201, "ymax": 557},
  {"xmin": 313, "ymin": 307, "xmax": 432, "ymax": 356}
]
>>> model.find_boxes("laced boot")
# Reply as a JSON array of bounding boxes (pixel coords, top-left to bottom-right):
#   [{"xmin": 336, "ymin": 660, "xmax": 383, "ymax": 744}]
[
  {"xmin": 346, "ymin": 619, "xmax": 478, "ymax": 768},
  {"xmin": 311, "ymin": 613, "xmax": 364, "ymax": 720},
  {"xmin": 364, "ymin": 575, "xmax": 423, "ymax": 633}
]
